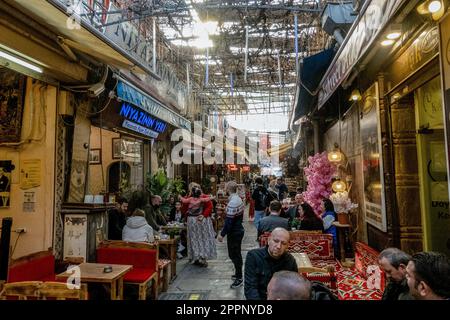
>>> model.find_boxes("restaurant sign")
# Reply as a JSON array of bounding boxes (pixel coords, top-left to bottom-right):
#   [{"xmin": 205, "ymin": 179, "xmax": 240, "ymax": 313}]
[
  {"xmin": 117, "ymin": 80, "xmax": 191, "ymax": 129},
  {"xmin": 52, "ymin": 0, "xmax": 188, "ymax": 110},
  {"xmin": 386, "ymin": 25, "xmax": 439, "ymax": 89},
  {"xmin": 119, "ymin": 103, "xmax": 167, "ymax": 139},
  {"xmin": 318, "ymin": 0, "xmax": 404, "ymax": 109}
]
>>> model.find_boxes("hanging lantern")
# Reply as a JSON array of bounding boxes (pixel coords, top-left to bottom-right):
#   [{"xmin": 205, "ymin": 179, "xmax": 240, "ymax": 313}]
[
  {"xmin": 328, "ymin": 150, "xmax": 342, "ymax": 163},
  {"xmin": 332, "ymin": 180, "xmax": 347, "ymax": 193}
]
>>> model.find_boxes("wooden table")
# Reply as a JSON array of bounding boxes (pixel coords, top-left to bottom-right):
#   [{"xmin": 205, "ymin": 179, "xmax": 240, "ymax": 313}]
[
  {"xmin": 56, "ymin": 263, "xmax": 132, "ymax": 300},
  {"xmin": 158, "ymin": 237, "xmax": 179, "ymax": 280},
  {"xmin": 333, "ymin": 221, "xmax": 351, "ymax": 262}
]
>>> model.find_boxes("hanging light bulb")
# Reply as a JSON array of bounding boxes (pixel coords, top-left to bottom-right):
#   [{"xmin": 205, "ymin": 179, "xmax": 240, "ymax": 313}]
[
  {"xmin": 417, "ymin": 1, "xmax": 445, "ymax": 20},
  {"xmin": 328, "ymin": 143, "xmax": 342, "ymax": 163},
  {"xmin": 332, "ymin": 179, "xmax": 347, "ymax": 193},
  {"xmin": 349, "ymin": 89, "xmax": 362, "ymax": 101},
  {"xmin": 328, "ymin": 150, "xmax": 342, "ymax": 162}
]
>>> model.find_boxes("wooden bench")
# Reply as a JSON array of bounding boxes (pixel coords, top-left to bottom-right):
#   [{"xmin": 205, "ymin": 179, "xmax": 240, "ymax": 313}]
[
  {"xmin": 337, "ymin": 242, "xmax": 385, "ymax": 300},
  {"xmin": 0, "ymin": 281, "xmax": 88, "ymax": 300},
  {"xmin": 259, "ymin": 232, "xmax": 338, "ymax": 291}
]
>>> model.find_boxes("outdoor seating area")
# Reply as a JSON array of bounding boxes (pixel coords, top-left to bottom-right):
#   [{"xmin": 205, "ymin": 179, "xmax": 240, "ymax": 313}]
[
  {"xmin": 7, "ymin": 250, "xmax": 57, "ymax": 283},
  {"xmin": 258, "ymin": 231, "xmax": 385, "ymax": 300}
]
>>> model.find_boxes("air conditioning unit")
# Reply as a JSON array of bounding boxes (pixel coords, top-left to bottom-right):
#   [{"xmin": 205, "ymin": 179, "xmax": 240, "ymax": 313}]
[{"xmin": 58, "ymin": 90, "xmax": 74, "ymax": 116}]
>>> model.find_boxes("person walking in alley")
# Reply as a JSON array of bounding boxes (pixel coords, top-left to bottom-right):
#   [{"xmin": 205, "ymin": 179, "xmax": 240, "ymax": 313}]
[
  {"xmin": 251, "ymin": 177, "xmax": 273, "ymax": 230},
  {"xmin": 180, "ymin": 182, "xmax": 217, "ymax": 267},
  {"xmin": 217, "ymin": 181, "xmax": 245, "ymax": 289}
]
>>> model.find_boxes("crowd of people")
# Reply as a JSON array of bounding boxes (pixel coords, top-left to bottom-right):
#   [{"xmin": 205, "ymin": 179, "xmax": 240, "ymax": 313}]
[{"xmin": 106, "ymin": 175, "xmax": 450, "ymax": 300}]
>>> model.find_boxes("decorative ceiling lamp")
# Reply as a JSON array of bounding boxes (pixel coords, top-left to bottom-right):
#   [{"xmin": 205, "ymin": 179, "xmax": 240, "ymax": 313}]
[
  {"xmin": 328, "ymin": 143, "xmax": 342, "ymax": 163},
  {"xmin": 417, "ymin": 0, "xmax": 445, "ymax": 20},
  {"xmin": 349, "ymin": 89, "xmax": 362, "ymax": 102},
  {"xmin": 332, "ymin": 179, "xmax": 347, "ymax": 193}
]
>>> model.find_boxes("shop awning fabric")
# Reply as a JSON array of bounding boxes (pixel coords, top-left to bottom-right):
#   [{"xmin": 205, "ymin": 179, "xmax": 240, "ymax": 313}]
[
  {"xmin": 267, "ymin": 142, "xmax": 292, "ymax": 157},
  {"xmin": 116, "ymin": 76, "xmax": 191, "ymax": 130},
  {"xmin": 292, "ymin": 48, "xmax": 335, "ymax": 122}
]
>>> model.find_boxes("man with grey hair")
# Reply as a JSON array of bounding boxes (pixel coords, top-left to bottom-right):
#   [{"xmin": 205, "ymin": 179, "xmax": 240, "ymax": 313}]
[
  {"xmin": 267, "ymin": 271, "xmax": 311, "ymax": 300},
  {"xmin": 378, "ymin": 247, "xmax": 412, "ymax": 300}
]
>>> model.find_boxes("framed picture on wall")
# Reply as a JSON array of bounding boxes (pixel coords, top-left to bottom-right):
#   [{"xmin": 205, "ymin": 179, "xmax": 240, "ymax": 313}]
[
  {"xmin": 89, "ymin": 149, "xmax": 101, "ymax": 165},
  {"xmin": 0, "ymin": 69, "xmax": 26, "ymax": 143},
  {"xmin": 112, "ymin": 138, "xmax": 121, "ymax": 159},
  {"xmin": 0, "ymin": 160, "xmax": 12, "ymax": 208}
]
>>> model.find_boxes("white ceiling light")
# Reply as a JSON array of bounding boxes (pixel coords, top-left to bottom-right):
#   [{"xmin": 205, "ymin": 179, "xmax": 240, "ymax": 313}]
[
  {"xmin": 386, "ymin": 32, "xmax": 401, "ymax": 40},
  {"xmin": 0, "ymin": 49, "xmax": 43, "ymax": 73},
  {"xmin": 428, "ymin": 0, "xmax": 442, "ymax": 13},
  {"xmin": 381, "ymin": 39, "xmax": 395, "ymax": 46}
]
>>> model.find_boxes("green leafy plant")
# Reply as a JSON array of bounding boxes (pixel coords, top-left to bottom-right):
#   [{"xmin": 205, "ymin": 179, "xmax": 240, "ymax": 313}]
[
  {"xmin": 290, "ymin": 218, "xmax": 301, "ymax": 230},
  {"xmin": 146, "ymin": 170, "xmax": 185, "ymax": 215}
]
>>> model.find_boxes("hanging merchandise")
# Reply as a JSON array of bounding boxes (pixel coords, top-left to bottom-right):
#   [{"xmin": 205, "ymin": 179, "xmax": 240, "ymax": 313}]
[
  {"xmin": 244, "ymin": 25, "xmax": 249, "ymax": 83},
  {"xmin": 294, "ymin": 14, "xmax": 299, "ymax": 77},
  {"xmin": 205, "ymin": 46, "xmax": 209, "ymax": 87}
]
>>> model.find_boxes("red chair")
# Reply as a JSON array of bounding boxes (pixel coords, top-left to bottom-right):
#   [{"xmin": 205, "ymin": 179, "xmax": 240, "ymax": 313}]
[
  {"xmin": 97, "ymin": 246, "xmax": 158, "ymax": 300},
  {"xmin": 8, "ymin": 250, "xmax": 58, "ymax": 283}
]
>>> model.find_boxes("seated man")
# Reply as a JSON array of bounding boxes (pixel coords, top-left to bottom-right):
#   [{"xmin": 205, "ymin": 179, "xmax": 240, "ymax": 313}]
[
  {"xmin": 267, "ymin": 271, "xmax": 337, "ymax": 300},
  {"xmin": 257, "ymin": 200, "xmax": 289, "ymax": 239},
  {"xmin": 406, "ymin": 252, "xmax": 450, "ymax": 300},
  {"xmin": 108, "ymin": 196, "xmax": 128, "ymax": 240},
  {"xmin": 378, "ymin": 247, "xmax": 412, "ymax": 300},
  {"xmin": 244, "ymin": 228, "xmax": 298, "ymax": 300}
]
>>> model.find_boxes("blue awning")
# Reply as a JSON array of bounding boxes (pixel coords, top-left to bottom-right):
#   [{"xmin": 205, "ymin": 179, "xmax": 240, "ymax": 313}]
[
  {"xmin": 116, "ymin": 77, "xmax": 191, "ymax": 130},
  {"xmin": 292, "ymin": 48, "xmax": 335, "ymax": 122}
]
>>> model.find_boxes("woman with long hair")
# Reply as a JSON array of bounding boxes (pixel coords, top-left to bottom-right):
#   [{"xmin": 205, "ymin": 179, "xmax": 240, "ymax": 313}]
[{"xmin": 299, "ymin": 202, "xmax": 324, "ymax": 232}]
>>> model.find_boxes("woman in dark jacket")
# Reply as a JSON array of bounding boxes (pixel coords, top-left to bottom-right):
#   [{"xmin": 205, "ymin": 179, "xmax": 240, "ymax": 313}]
[{"xmin": 299, "ymin": 203, "xmax": 324, "ymax": 232}]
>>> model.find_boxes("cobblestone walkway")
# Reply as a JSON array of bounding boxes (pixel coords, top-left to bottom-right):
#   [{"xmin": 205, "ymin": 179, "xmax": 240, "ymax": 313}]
[{"xmin": 163, "ymin": 206, "xmax": 257, "ymax": 300}]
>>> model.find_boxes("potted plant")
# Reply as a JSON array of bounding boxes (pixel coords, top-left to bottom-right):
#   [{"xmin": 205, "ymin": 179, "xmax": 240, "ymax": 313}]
[
  {"xmin": 329, "ymin": 191, "xmax": 358, "ymax": 224},
  {"xmin": 146, "ymin": 170, "xmax": 185, "ymax": 216}
]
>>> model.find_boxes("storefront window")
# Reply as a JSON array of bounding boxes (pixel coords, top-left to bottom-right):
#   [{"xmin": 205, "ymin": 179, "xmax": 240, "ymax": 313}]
[
  {"xmin": 88, "ymin": 125, "xmax": 144, "ymax": 196},
  {"xmin": 414, "ymin": 76, "xmax": 450, "ymax": 256}
]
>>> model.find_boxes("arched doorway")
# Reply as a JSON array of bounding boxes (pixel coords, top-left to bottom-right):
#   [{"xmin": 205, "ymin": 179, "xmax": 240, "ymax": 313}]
[{"xmin": 108, "ymin": 162, "xmax": 131, "ymax": 193}]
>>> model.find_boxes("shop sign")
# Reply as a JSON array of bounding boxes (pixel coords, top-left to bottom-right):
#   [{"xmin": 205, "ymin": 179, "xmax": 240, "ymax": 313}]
[
  {"xmin": 318, "ymin": 0, "xmax": 404, "ymax": 109},
  {"xmin": 242, "ymin": 166, "xmax": 250, "ymax": 172},
  {"xmin": 387, "ymin": 26, "xmax": 439, "ymax": 89},
  {"xmin": 227, "ymin": 164, "xmax": 238, "ymax": 171},
  {"xmin": 103, "ymin": 3, "xmax": 153, "ymax": 69},
  {"xmin": 119, "ymin": 103, "xmax": 167, "ymax": 133},
  {"xmin": 52, "ymin": 0, "xmax": 188, "ymax": 110},
  {"xmin": 117, "ymin": 80, "xmax": 190, "ymax": 129},
  {"xmin": 122, "ymin": 120, "xmax": 159, "ymax": 139}
]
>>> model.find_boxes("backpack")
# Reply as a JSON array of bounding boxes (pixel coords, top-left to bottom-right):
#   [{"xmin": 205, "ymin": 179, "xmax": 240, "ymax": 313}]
[{"xmin": 255, "ymin": 189, "xmax": 268, "ymax": 209}]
